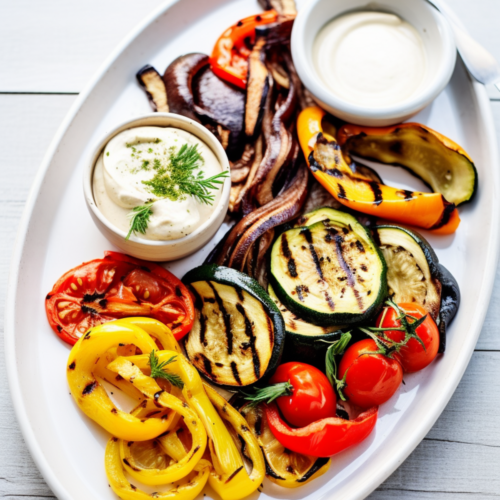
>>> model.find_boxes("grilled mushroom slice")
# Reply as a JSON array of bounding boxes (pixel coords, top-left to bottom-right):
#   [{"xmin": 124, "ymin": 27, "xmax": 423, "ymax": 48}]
[
  {"xmin": 136, "ymin": 65, "xmax": 169, "ymax": 112},
  {"xmin": 238, "ymin": 402, "xmax": 330, "ymax": 488},
  {"xmin": 182, "ymin": 265, "xmax": 285, "ymax": 389},
  {"xmin": 162, "ymin": 53, "xmax": 209, "ymax": 120}
]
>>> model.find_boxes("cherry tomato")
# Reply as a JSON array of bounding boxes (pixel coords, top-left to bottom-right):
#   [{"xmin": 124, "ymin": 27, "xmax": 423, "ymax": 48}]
[
  {"xmin": 270, "ymin": 362, "xmax": 336, "ymax": 428},
  {"xmin": 376, "ymin": 303, "xmax": 440, "ymax": 373},
  {"xmin": 338, "ymin": 339, "xmax": 403, "ymax": 409},
  {"xmin": 45, "ymin": 251, "xmax": 194, "ymax": 345}
]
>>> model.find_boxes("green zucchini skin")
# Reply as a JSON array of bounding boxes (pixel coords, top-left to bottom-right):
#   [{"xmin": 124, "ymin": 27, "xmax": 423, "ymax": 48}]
[
  {"xmin": 373, "ymin": 225, "xmax": 442, "ymax": 320},
  {"xmin": 268, "ymin": 285, "xmax": 343, "ymax": 369},
  {"xmin": 270, "ymin": 208, "xmax": 387, "ymax": 327},
  {"xmin": 436, "ymin": 264, "xmax": 460, "ymax": 354},
  {"xmin": 182, "ymin": 264, "xmax": 286, "ymax": 390}
]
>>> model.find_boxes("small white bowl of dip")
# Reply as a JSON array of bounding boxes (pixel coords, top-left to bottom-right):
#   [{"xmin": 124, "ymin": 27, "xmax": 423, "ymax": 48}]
[
  {"xmin": 291, "ymin": 0, "xmax": 457, "ymax": 126},
  {"xmin": 83, "ymin": 113, "xmax": 230, "ymax": 262}
]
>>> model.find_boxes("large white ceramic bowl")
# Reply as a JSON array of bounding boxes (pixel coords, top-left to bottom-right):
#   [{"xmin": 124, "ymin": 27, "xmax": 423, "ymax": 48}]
[
  {"xmin": 83, "ymin": 113, "xmax": 230, "ymax": 261},
  {"xmin": 291, "ymin": 0, "xmax": 457, "ymax": 126}
]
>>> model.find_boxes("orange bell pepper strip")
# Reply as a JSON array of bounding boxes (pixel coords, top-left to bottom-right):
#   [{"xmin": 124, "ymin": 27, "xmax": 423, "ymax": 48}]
[{"xmin": 297, "ymin": 107, "xmax": 460, "ymax": 234}]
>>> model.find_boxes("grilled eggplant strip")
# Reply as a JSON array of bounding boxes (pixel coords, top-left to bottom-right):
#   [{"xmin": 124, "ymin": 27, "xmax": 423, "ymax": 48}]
[
  {"xmin": 136, "ymin": 65, "xmax": 169, "ymax": 112},
  {"xmin": 182, "ymin": 265, "xmax": 286, "ymax": 389},
  {"xmin": 227, "ymin": 166, "xmax": 309, "ymax": 271},
  {"xmin": 436, "ymin": 264, "xmax": 460, "ymax": 353},
  {"xmin": 245, "ymin": 37, "xmax": 270, "ymax": 138}
]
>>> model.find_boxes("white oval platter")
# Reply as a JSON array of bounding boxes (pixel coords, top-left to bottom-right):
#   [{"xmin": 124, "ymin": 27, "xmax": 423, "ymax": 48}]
[{"xmin": 5, "ymin": 0, "xmax": 500, "ymax": 499}]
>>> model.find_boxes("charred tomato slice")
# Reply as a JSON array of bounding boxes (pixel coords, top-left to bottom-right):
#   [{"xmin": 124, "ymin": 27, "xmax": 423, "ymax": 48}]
[{"xmin": 45, "ymin": 251, "xmax": 194, "ymax": 345}]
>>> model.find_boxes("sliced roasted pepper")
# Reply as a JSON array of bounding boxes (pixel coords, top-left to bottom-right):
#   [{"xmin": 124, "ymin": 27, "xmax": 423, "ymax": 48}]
[
  {"xmin": 337, "ymin": 123, "xmax": 477, "ymax": 206},
  {"xmin": 67, "ymin": 320, "xmax": 172, "ymax": 441},
  {"xmin": 297, "ymin": 107, "xmax": 461, "ymax": 234},
  {"xmin": 105, "ymin": 436, "xmax": 211, "ymax": 500},
  {"xmin": 204, "ymin": 385, "xmax": 265, "ymax": 499},
  {"xmin": 210, "ymin": 10, "xmax": 279, "ymax": 89},
  {"xmin": 265, "ymin": 402, "xmax": 378, "ymax": 457},
  {"xmin": 106, "ymin": 355, "xmax": 206, "ymax": 484}
]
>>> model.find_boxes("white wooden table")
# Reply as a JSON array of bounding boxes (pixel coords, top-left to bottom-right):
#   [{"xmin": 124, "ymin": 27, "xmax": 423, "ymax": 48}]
[{"xmin": 1, "ymin": 1, "xmax": 499, "ymax": 499}]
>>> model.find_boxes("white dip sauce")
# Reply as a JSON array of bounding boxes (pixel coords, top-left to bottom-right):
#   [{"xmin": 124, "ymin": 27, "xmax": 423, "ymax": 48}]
[
  {"xmin": 93, "ymin": 126, "xmax": 224, "ymax": 241},
  {"xmin": 313, "ymin": 11, "xmax": 427, "ymax": 108}
]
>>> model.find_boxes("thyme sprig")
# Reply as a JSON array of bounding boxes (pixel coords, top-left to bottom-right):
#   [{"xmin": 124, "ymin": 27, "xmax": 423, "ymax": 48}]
[{"xmin": 148, "ymin": 350, "xmax": 184, "ymax": 389}]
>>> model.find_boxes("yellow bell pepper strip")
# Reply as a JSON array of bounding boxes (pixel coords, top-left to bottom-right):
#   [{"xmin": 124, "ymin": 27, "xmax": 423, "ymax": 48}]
[
  {"xmin": 203, "ymin": 385, "xmax": 265, "ymax": 500},
  {"xmin": 126, "ymin": 353, "xmax": 245, "ymax": 488},
  {"xmin": 297, "ymin": 107, "xmax": 461, "ymax": 234},
  {"xmin": 106, "ymin": 355, "xmax": 206, "ymax": 485},
  {"xmin": 105, "ymin": 437, "xmax": 211, "ymax": 500},
  {"xmin": 67, "ymin": 320, "xmax": 172, "ymax": 441},
  {"xmin": 158, "ymin": 425, "xmax": 189, "ymax": 462}
]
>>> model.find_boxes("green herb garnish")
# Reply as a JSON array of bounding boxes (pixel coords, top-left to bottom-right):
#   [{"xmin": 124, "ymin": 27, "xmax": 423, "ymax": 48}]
[
  {"xmin": 148, "ymin": 350, "xmax": 184, "ymax": 388},
  {"xmin": 240, "ymin": 381, "xmax": 294, "ymax": 408},
  {"xmin": 126, "ymin": 202, "xmax": 154, "ymax": 240},
  {"xmin": 142, "ymin": 143, "xmax": 229, "ymax": 205}
]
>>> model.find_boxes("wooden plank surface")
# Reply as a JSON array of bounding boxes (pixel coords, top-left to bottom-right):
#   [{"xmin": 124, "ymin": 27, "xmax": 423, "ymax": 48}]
[{"xmin": 1, "ymin": 1, "xmax": 499, "ymax": 499}]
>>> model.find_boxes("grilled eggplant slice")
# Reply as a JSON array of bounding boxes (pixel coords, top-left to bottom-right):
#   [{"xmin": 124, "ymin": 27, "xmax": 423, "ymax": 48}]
[
  {"xmin": 268, "ymin": 285, "xmax": 342, "ymax": 367},
  {"xmin": 239, "ymin": 403, "xmax": 330, "ymax": 488},
  {"xmin": 182, "ymin": 265, "xmax": 285, "ymax": 389},
  {"xmin": 338, "ymin": 123, "xmax": 478, "ymax": 206},
  {"xmin": 436, "ymin": 264, "xmax": 460, "ymax": 353},
  {"xmin": 270, "ymin": 208, "xmax": 387, "ymax": 326},
  {"xmin": 374, "ymin": 225, "xmax": 442, "ymax": 320},
  {"xmin": 136, "ymin": 65, "xmax": 169, "ymax": 112}
]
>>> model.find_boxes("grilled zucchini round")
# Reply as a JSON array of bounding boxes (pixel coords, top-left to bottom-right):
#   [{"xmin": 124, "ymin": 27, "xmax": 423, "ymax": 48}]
[
  {"xmin": 268, "ymin": 285, "xmax": 343, "ymax": 368},
  {"xmin": 182, "ymin": 265, "xmax": 285, "ymax": 389},
  {"xmin": 373, "ymin": 225, "xmax": 442, "ymax": 320},
  {"xmin": 270, "ymin": 208, "xmax": 387, "ymax": 326}
]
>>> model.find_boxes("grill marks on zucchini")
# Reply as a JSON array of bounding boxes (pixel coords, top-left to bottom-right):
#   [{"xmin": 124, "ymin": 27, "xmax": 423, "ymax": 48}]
[
  {"xmin": 375, "ymin": 226, "xmax": 442, "ymax": 320},
  {"xmin": 184, "ymin": 280, "xmax": 275, "ymax": 387},
  {"xmin": 271, "ymin": 209, "xmax": 386, "ymax": 325}
]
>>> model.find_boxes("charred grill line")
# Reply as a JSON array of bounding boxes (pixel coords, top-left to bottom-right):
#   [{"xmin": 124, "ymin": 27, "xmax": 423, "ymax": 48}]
[
  {"xmin": 281, "ymin": 233, "xmax": 298, "ymax": 278},
  {"xmin": 208, "ymin": 282, "xmax": 233, "ymax": 355},
  {"xmin": 301, "ymin": 228, "xmax": 324, "ymax": 279},
  {"xmin": 333, "ymin": 234, "xmax": 364, "ymax": 311},
  {"xmin": 236, "ymin": 303, "xmax": 261, "ymax": 380},
  {"xmin": 199, "ymin": 313, "xmax": 207, "ymax": 347},
  {"xmin": 82, "ymin": 291, "xmax": 105, "ymax": 303},
  {"xmin": 369, "ymin": 181, "xmax": 383, "ymax": 205},
  {"xmin": 231, "ymin": 361, "xmax": 242, "ymax": 385}
]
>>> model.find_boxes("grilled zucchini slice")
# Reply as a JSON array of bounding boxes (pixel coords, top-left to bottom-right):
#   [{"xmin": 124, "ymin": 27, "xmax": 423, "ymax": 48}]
[
  {"xmin": 268, "ymin": 285, "xmax": 343, "ymax": 368},
  {"xmin": 374, "ymin": 225, "xmax": 442, "ymax": 320},
  {"xmin": 270, "ymin": 208, "xmax": 387, "ymax": 326},
  {"xmin": 239, "ymin": 402, "xmax": 331, "ymax": 488},
  {"xmin": 182, "ymin": 265, "xmax": 285, "ymax": 389}
]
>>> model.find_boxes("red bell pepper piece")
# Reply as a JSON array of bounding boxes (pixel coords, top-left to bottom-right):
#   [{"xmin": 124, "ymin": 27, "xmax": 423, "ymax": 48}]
[
  {"xmin": 210, "ymin": 10, "xmax": 279, "ymax": 89},
  {"xmin": 264, "ymin": 402, "xmax": 378, "ymax": 457}
]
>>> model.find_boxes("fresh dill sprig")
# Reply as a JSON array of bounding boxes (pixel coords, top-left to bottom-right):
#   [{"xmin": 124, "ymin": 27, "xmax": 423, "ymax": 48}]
[
  {"xmin": 126, "ymin": 202, "xmax": 154, "ymax": 240},
  {"xmin": 142, "ymin": 143, "xmax": 229, "ymax": 205},
  {"xmin": 148, "ymin": 350, "xmax": 184, "ymax": 389}
]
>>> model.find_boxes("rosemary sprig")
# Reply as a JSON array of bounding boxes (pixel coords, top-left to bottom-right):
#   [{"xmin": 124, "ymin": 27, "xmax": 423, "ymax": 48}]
[
  {"xmin": 126, "ymin": 201, "xmax": 154, "ymax": 240},
  {"xmin": 319, "ymin": 331, "xmax": 352, "ymax": 401},
  {"xmin": 148, "ymin": 350, "xmax": 184, "ymax": 389},
  {"xmin": 240, "ymin": 381, "xmax": 294, "ymax": 408}
]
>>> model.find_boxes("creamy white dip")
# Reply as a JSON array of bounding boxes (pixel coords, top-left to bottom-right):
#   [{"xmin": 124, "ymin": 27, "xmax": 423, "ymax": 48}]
[
  {"xmin": 313, "ymin": 11, "xmax": 427, "ymax": 108},
  {"xmin": 93, "ymin": 126, "xmax": 224, "ymax": 241}
]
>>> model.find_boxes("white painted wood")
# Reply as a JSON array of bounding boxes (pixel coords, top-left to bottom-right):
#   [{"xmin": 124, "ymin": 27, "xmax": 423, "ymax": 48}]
[{"xmin": 1, "ymin": 1, "xmax": 500, "ymax": 498}]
